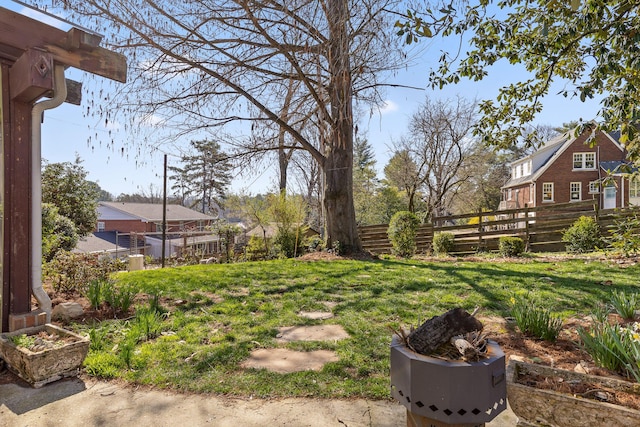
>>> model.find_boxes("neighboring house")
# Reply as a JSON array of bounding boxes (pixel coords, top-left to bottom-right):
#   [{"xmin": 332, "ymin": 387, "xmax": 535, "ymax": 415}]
[
  {"xmin": 96, "ymin": 202, "xmax": 216, "ymax": 233},
  {"xmin": 245, "ymin": 223, "xmax": 320, "ymax": 240},
  {"xmin": 500, "ymin": 126, "xmax": 640, "ymax": 211},
  {"xmin": 83, "ymin": 202, "xmax": 221, "ymax": 259},
  {"xmin": 73, "ymin": 232, "xmax": 133, "ymax": 259}
]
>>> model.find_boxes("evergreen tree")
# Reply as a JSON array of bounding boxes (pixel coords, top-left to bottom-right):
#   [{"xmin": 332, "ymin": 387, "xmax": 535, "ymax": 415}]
[{"xmin": 169, "ymin": 140, "xmax": 232, "ymax": 214}]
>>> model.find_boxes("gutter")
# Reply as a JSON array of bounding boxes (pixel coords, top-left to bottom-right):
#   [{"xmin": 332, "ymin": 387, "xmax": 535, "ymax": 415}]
[{"xmin": 31, "ymin": 64, "xmax": 67, "ymax": 323}]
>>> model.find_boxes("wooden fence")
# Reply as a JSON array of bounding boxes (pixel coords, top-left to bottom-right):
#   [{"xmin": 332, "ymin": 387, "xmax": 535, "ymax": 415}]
[{"xmin": 358, "ymin": 200, "xmax": 640, "ymax": 255}]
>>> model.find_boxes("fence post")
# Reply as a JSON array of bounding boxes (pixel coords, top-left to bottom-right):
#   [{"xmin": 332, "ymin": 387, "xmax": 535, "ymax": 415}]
[
  {"xmin": 524, "ymin": 204, "xmax": 530, "ymax": 252},
  {"xmin": 477, "ymin": 208, "xmax": 484, "ymax": 252}
]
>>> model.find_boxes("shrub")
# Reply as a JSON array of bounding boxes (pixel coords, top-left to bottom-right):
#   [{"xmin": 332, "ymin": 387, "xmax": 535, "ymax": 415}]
[
  {"xmin": 44, "ymin": 252, "xmax": 126, "ymax": 294},
  {"xmin": 562, "ymin": 216, "xmax": 602, "ymax": 253},
  {"xmin": 499, "ymin": 236, "xmax": 525, "ymax": 257},
  {"xmin": 607, "ymin": 212, "xmax": 640, "ymax": 257},
  {"xmin": 41, "ymin": 203, "xmax": 79, "ymax": 262},
  {"xmin": 273, "ymin": 226, "xmax": 307, "ymax": 258},
  {"xmin": 432, "ymin": 232, "xmax": 455, "ymax": 255},
  {"xmin": 245, "ymin": 235, "xmax": 270, "ymax": 261},
  {"xmin": 387, "ymin": 211, "xmax": 420, "ymax": 258},
  {"xmin": 510, "ymin": 297, "xmax": 563, "ymax": 341},
  {"xmin": 306, "ymin": 235, "xmax": 324, "ymax": 252}
]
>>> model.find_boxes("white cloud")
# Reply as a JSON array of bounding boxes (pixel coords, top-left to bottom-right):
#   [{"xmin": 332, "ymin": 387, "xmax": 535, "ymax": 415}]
[
  {"xmin": 374, "ymin": 100, "xmax": 399, "ymax": 116},
  {"xmin": 136, "ymin": 113, "xmax": 164, "ymax": 127}
]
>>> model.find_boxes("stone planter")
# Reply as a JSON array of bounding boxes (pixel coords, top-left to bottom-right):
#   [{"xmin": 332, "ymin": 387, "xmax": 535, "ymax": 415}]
[
  {"xmin": 390, "ymin": 336, "xmax": 507, "ymax": 426},
  {"xmin": 0, "ymin": 323, "xmax": 89, "ymax": 388},
  {"xmin": 507, "ymin": 359, "xmax": 640, "ymax": 426}
]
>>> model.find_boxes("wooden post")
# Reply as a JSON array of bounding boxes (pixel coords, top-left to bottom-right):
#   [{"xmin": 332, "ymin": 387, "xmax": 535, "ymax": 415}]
[
  {"xmin": 3, "ymin": 78, "xmax": 34, "ymax": 331},
  {"xmin": 477, "ymin": 208, "xmax": 484, "ymax": 252},
  {"xmin": 524, "ymin": 204, "xmax": 530, "ymax": 252}
]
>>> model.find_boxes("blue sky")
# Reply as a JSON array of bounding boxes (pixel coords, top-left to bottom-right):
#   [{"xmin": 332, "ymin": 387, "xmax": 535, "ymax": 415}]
[{"xmin": 7, "ymin": 1, "xmax": 604, "ymax": 198}]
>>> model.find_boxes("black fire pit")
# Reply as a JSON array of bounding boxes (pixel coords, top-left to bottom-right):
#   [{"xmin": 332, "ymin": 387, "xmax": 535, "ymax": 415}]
[{"xmin": 390, "ymin": 335, "xmax": 506, "ymax": 427}]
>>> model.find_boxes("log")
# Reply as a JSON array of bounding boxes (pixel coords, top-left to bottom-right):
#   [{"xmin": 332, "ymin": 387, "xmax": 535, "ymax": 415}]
[
  {"xmin": 407, "ymin": 308, "xmax": 483, "ymax": 355},
  {"xmin": 450, "ymin": 336, "xmax": 479, "ymax": 360}
]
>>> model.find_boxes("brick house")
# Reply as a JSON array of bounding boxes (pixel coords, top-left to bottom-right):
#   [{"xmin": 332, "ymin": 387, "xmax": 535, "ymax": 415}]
[
  {"xmin": 97, "ymin": 202, "xmax": 216, "ymax": 233},
  {"xmin": 500, "ymin": 126, "xmax": 639, "ymax": 211},
  {"xmin": 76, "ymin": 202, "xmax": 222, "ymax": 259}
]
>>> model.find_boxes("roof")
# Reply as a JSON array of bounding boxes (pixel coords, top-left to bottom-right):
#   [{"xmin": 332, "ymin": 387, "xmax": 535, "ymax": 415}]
[
  {"xmin": 73, "ymin": 232, "xmax": 130, "ymax": 254},
  {"xmin": 245, "ymin": 223, "xmax": 319, "ymax": 238},
  {"xmin": 99, "ymin": 202, "xmax": 217, "ymax": 223},
  {"xmin": 503, "ymin": 126, "xmax": 624, "ymax": 189},
  {"xmin": 600, "ymin": 161, "xmax": 638, "ymax": 175},
  {"xmin": 503, "ymin": 132, "xmax": 570, "ymax": 188},
  {"xmin": 147, "ymin": 233, "xmax": 221, "ymax": 248}
]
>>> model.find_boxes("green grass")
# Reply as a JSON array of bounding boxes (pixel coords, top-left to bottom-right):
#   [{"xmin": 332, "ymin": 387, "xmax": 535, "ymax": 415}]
[{"xmin": 69, "ymin": 256, "xmax": 640, "ymax": 399}]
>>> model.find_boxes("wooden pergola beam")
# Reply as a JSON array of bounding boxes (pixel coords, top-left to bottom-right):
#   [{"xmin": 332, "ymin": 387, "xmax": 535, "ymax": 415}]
[
  {"xmin": 0, "ymin": 8, "xmax": 126, "ymax": 82},
  {"xmin": 0, "ymin": 5, "xmax": 126, "ymax": 331}
]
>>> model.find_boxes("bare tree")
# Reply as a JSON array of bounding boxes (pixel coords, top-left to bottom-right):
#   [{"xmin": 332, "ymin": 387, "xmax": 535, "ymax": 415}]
[
  {"xmin": 39, "ymin": 0, "xmax": 410, "ymax": 252},
  {"xmin": 387, "ymin": 95, "xmax": 477, "ymax": 220},
  {"xmin": 384, "ymin": 148, "xmax": 421, "ymax": 212},
  {"xmin": 291, "ymin": 150, "xmax": 323, "ymax": 232}
]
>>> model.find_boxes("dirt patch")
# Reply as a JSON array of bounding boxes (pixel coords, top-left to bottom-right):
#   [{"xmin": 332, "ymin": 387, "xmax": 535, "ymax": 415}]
[
  {"xmin": 480, "ymin": 315, "xmax": 594, "ymax": 371},
  {"xmin": 481, "ymin": 315, "xmax": 640, "ymax": 411},
  {"xmin": 276, "ymin": 325, "xmax": 350, "ymax": 343},
  {"xmin": 298, "ymin": 251, "xmax": 376, "ymax": 261},
  {"xmin": 518, "ymin": 371, "xmax": 640, "ymax": 410},
  {"xmin": 241, "ymin": 348, "xmax": 339, "ymax": 373}
]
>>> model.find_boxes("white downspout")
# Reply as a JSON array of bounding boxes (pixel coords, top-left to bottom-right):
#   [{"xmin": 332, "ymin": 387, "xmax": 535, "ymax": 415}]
[{"xmin": 31, "ymin": 64, "xmax": 67, "ymax": 323}]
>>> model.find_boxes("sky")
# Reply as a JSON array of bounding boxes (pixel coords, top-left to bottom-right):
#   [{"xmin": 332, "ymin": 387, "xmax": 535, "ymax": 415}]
[{"xmin": 6, "ymin": 1, "xmax": 604, "ymax": 198}]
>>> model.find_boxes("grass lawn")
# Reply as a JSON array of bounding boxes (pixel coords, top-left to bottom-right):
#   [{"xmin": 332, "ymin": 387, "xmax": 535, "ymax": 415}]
[{"xmin": 71, "ymin": 256, "xmax": 640, "ymax": 399}]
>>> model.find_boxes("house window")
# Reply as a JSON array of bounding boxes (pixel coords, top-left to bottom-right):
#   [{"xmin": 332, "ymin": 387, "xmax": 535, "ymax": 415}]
[
  {"xmin": 631, "ymin": 176, "xmax": 640, "ymax": 199},
  {"xmin": 542, "ymin": 182, "xmax": 554, "ymax": 202},
  {"xmin": 589, "ymin": 181, "xmax": 599, "ymax": 194},
  {"xmin": 573, "ymin": 152, "xmax": 596, "ymax": 170},
  {"xmin": 508, "ymin": 189, "xmax": 512, "ymax": 200},
  {"xmin": 570, "ymin": 182, "xmax": 582, "ymax": 201},
  {"xmin": 97, "ymin": 221, "xmax": 105, "ymax": 232}
]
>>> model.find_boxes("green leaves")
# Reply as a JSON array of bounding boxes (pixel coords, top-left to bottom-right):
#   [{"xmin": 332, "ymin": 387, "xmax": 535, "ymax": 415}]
[
  {"xmin": 404, "ymin": 0, "xmax": 640, "ymax": 165},
  {"xmin": 394, "ymin": 11, "xmax": 433, "ymax": 45}
]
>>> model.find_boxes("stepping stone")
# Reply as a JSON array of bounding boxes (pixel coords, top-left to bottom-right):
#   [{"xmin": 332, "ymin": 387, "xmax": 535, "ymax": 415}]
[
  {"xmin": 298, "ymin": 311, "xmax": 334, "ymax": 320},
  {"xmin": 276, "ymin": 325, "xmax": 349, "ymax": 342},
  {"xmin": 241, "ymin": 348, "xmax": 338, "ymax": 373}
]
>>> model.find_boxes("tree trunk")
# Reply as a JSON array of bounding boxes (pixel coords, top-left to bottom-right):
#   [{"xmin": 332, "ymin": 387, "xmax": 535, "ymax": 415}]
[
  {"xmin": 324, "ymin": 0, "xmax": 361, "ymax": 253},
  {"xmin": 324, "ymin": 145, "xmax": 361, "ymax": 253}
]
